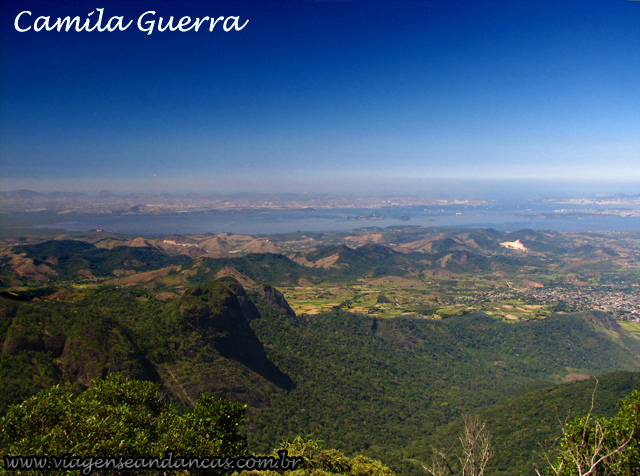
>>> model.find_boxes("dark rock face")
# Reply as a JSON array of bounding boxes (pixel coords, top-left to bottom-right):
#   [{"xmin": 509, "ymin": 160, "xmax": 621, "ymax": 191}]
[
  {"xmin": 258, "ymin": 284, "xmax": 296, "ymax": 318},
  {"xmin": 2, "ymin": 319, "xmax": 65, "ymax": 356},
  {"xmin": 58, "ymin": 326, "xmax": 157, "ymax": 384},
  {"xmin": 225, "ymin": 279, "xmax": 262, "ymax": 321},
  {"xmin": 180, "ymin": 280, "xmax": 294, "ymax": 391}
]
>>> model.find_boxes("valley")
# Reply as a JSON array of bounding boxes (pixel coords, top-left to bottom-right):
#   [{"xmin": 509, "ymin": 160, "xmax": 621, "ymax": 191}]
[
  {"xmin": 2, "ymin": 226, "xmax": 639, "ymax": 321},
  {"xmin": 1, "ymin": 225, "xmax": 640, "ymax": 475}
]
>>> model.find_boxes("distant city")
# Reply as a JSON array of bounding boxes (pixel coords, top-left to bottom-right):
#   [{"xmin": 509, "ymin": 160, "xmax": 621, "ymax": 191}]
[
  {"xmin": 0, "ymin": 189, "xmax": 489, "ymax": 214},
  {"xmin": 2, "ymin": 189, "xmax": 638, "ymax": 215}
]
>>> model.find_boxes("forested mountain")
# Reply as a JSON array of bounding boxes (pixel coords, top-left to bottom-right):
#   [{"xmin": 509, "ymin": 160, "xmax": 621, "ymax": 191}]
[
  {"xmin": 2, "ymin": 275, "xmax": 640, "ymax": 475},
  {"xmin": 0, "ymin": 280, "xmax": 294, "ymax": 414},
  {"xmin": 244, "ymin": 302, "xmax": 640, "ymax": 475},
  {"xmin": 428, "ymin": 370, "xmax": 640, "ymax": 475},
  {"xmin": 3, "ymin": 227, "xmax": 639, "ymax": 291}
]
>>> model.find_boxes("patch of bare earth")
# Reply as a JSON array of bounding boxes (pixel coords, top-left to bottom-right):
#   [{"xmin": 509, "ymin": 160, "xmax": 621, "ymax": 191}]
[
  {"xmin": 105, "ymin": 266, "xmax": 180, "ymax": 285},
  {"xmin": 125, "ymin": 237, "xmax": 155, "ymax": 248},
  {"xmin": 432, "ymin": 269, "xmax": 455, "ymax": 279},
  {"xmin": 523, "ymin": 280, "xmax": 544, "ymax": 288},
  {"xmin": 112, "ymin": 269, "xmax": 136, "ymax": 276},
  {"xmin": 198, "ymin": 236, "xmax": 232, "ymax": 253},
  {"xmin": 241, "ymin": 239, "xmax": 279, "ymax": 254},
  {"xmin": 154, "ymin": 291, "xmax": 180, "ymax": 300},
  {"xmin": 313, "ymin": 253, "xmax": 340, "ymax": 268},
  {"xmin": 367, "ymin": 276, "xmax": 423, "ymax": 287},
  {"xmin": 77, "ymin": 269, "xmax": 95, "ymax": 279},
  {"xmin": 215, "ymin": 267, "xmax": 257, "ymax": 288},
  {"xmin": 564, "ymin": 373, "xmax": 591, "ymax": 382},
  {"xmin": 13, "ymin": 258, "xmax": 58, "ymax": 282},
  {"xmin": 342, "ymin": 233, "xmax": 385, "ymax": 247}
]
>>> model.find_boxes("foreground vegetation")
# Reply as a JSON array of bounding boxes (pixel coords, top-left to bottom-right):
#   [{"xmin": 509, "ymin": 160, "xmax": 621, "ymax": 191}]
[
  {"xmin": 0, "ymin": 374, "xmax": 395, "ymax": 476},
  {"xmin": 1, "ymin": 374, "xmax": 638, "ymax": 475},
  {"xmin": 1, "ymin": 374, "xmax": 247, "ymax": 471}
]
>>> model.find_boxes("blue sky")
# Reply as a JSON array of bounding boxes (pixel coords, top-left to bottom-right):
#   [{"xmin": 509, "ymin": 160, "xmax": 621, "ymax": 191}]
[{"xmin": 1, "ymin": 0, "xmax": 639, "ymax": 195}]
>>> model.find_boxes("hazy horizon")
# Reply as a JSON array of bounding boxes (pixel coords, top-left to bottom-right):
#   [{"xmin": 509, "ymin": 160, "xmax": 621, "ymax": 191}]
[{"xmin": 1, "ymin": 178, "xmax": 639, "ymax": 202}]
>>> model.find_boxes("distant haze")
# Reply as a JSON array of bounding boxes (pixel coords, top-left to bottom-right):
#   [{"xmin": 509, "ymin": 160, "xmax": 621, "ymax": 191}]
[{"xmin": 0, "ymin": 179, "xmax": 637, "ymax": 202}]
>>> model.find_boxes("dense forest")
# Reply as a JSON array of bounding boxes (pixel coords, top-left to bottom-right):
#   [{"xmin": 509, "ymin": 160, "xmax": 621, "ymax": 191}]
[{"xmin": 2, "ymin": 274, "xmax": 640, "ymax": 475}]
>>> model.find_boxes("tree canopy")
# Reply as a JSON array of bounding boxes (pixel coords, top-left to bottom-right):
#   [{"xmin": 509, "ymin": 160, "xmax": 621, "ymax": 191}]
[
  {"xmin": 1, "ymin": 373, "xmax": 247, "ymax": 474},
  {"xmin": 544, "ymin": 390, "xmax": 640, "ymax": 476}
]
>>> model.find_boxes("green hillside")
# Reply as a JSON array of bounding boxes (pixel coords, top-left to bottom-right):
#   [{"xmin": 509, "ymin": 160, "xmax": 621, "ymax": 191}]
[
  {"xmin": 10, "ymin": 240, "xmax": 189, "ymax": 282},
  {"xmin": 0, "ymin": 280, "xmax": 293, "ymax": 415},
  {"xmin": 425, "ymin": 371, "xmax": 640, "ymax": 475},
  {"xmin": 244, "ymin": 303, "xmax": 640, "ymax": 475},
  {"xmin": 2, "ymin": 274, "xmax": 640, "ymax": 475}
]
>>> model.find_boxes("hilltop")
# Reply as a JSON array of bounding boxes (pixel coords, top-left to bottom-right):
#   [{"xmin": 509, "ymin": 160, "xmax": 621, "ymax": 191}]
[{"xmin": 1, "ymin": 226, "xmax": 638, "ymax": 319}]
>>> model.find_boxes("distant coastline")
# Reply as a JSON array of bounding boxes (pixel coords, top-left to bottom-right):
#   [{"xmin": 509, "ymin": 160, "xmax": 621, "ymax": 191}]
[{"xmin": 2, "ymin": 190, "xmax": 638, "ymax": 236}]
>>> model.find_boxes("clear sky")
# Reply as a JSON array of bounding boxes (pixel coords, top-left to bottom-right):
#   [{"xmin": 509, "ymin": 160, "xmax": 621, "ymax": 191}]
[{"xmin": 1, "ymin": 0, "xmax": 639, "ymax": 195}]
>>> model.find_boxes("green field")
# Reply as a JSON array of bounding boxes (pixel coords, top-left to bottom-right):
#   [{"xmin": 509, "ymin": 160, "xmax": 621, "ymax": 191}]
[
  {"xmin": 282, "ymin": 277, "xmax": 554, "ymax": 321},
  {"xmin": 619, "ymin": 320, "xmax": 640, "ymax": 336}
]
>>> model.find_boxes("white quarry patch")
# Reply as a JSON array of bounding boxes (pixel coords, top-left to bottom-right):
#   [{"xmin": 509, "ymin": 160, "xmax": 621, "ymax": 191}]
[{"xmin": 500, "ymin": 239, "xmax": 528, "ymax": 252}]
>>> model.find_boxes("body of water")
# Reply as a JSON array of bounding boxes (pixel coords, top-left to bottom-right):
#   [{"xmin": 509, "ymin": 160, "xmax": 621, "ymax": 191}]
[{"xmin": 36, "ymin": 203, "xmax": 640, "ymax": 236}]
